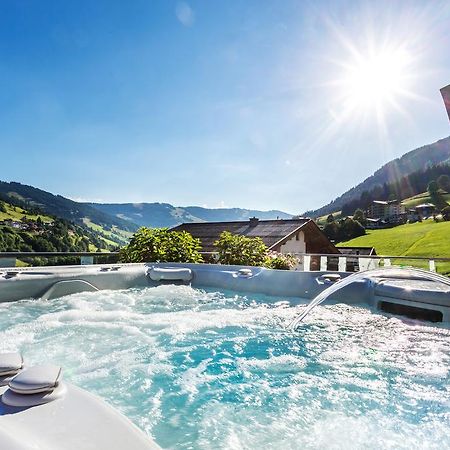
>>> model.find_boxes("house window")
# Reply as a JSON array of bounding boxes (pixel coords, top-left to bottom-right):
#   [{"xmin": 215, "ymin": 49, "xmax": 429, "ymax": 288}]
[{"xmin": 296, "ymin": 233, "xmax": 299, "ymax": 241}]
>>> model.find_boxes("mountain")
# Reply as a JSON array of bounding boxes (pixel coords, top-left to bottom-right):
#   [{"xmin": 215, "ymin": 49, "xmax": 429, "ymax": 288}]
[
  {"xmin": 0, "ymin": 180, "xmax": 292, "ymax": 239},
  {"xmin": 336, "ymin": 163, "xmax": 450, "ymax": 216},
  {"xmin": 0, "ymin": 199, "xmax": 116, "ymax": 253},
  {"xmin": 0, "ymin": 181, "xmax": 138, "ymax": 245},
  {"xmin": 304, "ymin": 136, "xmax": 450, "ymax": 218},
  {"xmin": 0, "ymin": 181, "xmax": 137, "ymax": 232},
  {"xmin": 89, "ymin": 203, "xmax": 293, "ymax": 228}
]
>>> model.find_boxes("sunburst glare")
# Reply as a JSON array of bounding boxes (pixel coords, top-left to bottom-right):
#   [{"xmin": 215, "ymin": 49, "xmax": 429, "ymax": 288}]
[
  {"xmin": 322, "ymin": 37, "xmax": 422, "ymax": 146},
  {"xmin": 340, "ymin": 47, "xmax": 413, "ymax": 112}
]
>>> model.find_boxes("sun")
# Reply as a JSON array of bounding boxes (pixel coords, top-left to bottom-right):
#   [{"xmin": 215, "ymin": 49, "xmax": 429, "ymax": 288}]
[{"xmin": 338, "ymin": 47, "xmax": 413, "ymax": 115}]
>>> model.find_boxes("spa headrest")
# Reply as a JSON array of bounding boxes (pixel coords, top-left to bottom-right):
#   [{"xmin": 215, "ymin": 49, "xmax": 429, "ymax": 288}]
[
  {"xmin": 0, "ymin": 353, "xmax": 23, "ymax": 377},
  {"xmin": 146, "ymin": 267, "xmax": 193, "ymax": 282},
  {"xmin": 2, "ymin": 365, "xmax": 66, "ymax": 407},
  {"xmin": 9, "ymin": 365, "xmax": 62, "ymax": 395}
]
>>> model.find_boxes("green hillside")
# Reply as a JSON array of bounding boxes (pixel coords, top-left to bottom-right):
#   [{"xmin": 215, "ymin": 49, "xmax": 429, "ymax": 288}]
[
  {"xmin": 316, "ymin": 211, "xmax": 342, "ymax": 226},
  {"xmin": 338, "ymin": 220, "xmax": 450, "ymax": 274},
  {"xmin": 315, "ymin": 190, "xmax": 450, "ymax": 223},
  {"xmin": 82, "ymin": 218, "xmax": 133, "ymax": 247},
  {"xmin": 401, "ymin": 191, "xmax": 450, "ymax": 209},
  {"xmin": 0, "ymin": 203, "xmax": 53, "ymax": 223},
  {"xmin": 90, "ymin": 202, "xmax": 292, "ymax": 228},
  {"xmin": 304, "ymin": 136, "xmax": 450, "ymax": 217},
  {"xmin": 0, "ymin": 181, "xmax": 136, "ymax": 245},
  {"xmin": 0, "ymin": 199, "xmax": 119, "ymax": 265},
  {"xmin": 0, "ymin": 180, "xmax": 138, "ymax": 232},
  {"xmin": 0, "ymin": 180, "xmax": 292, "ymax": 234}
]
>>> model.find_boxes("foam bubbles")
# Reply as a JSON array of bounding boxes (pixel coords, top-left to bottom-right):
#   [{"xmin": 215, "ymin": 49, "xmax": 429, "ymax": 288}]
[{"xmin": 0, "ymin": 285, "xmax": 449, "ymax": 449}]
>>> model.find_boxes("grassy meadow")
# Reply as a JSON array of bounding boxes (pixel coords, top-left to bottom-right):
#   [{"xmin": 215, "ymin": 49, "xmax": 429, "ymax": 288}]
[
  {"xmin": 82, "ymin": 218, "xmax": 133, "ymax": 247},
  {"xmin": 401, "ymin": 191, "xmax": 450, "ymax": 209},
  {"xmin": 0, "ymin": 203, "xmax": 53, "ymax": 223},
  {"xmin": 338, "ymin": 220, "xmax": 450, "ymax": 274}
]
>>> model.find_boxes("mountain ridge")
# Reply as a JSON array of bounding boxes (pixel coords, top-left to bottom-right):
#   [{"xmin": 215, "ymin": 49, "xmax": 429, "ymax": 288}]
[
  {"xmin": 304, "ymin": 136, "xmax": 450, "ymax": 218},
  {"xmin": 5, "ymin": 133, "xmax": 448, "ymax": 234},
  {"xmin": 0, "ymin": 181, "xmax": 137, "ymax": 232},
  {"xmin": 0, "ymin": 180, "xmax": 292, "ymax": 234},
  {"xmin": 89, "ymin": 202, "xmax": 293, "ymax": 228}
]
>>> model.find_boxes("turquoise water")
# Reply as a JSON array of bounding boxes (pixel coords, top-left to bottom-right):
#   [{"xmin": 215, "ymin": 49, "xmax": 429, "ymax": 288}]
[{"xmin": 1, "ymin": 284, "xmax": 450, "ymax": 449}]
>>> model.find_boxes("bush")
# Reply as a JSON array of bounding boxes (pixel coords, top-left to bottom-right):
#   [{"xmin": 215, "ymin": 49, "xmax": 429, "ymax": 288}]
[
  {"xmin": 214, "ymin": 231, "xmax": 268, "ymax": 266},
  {"xmin": 437, "ymin": 174, "xmax": 450, "ymax": 191},
  {"xmin": 323, "ymin": 217, "xmax": 365, "ymax": 242},
  {"xmin": 323, "ymin": 221, "xmax": 340, "ymax": 242},
  {"xmin": 340, "ymin": 217, "xmax": 365, "ymax": 241},
  {"xmin": 119, "ymin": 227, "xmax": 203, "ymax": 263},
  {"xmin": 428, "ymin": 180, "xmax": 439, "ymax": 195},
  {"xmin": 429, "ymin": 191, "xmax": 449, "ymax": 211},
  {"xmin": 442, "ymin": 206, "xmax": 450, "ymax": 221},
  {"xmin": 353, "ymin": 208, "xmax": 366, "ymax": 225},
  {"xmin": 265, "ymin": 252, "xmax": 297, "ymax": 270}
]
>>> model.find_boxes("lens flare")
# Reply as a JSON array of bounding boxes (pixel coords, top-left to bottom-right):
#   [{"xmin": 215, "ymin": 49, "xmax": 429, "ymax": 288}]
[{"xmin": 340, "ymin": 47, "xmax": 413, "ymax": 112}]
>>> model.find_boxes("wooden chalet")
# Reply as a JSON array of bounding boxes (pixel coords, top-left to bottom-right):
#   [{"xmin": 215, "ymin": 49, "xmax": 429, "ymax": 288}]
[{"xmin": 171, "ymin": 217, "xmax": 339, "ymax": 255}]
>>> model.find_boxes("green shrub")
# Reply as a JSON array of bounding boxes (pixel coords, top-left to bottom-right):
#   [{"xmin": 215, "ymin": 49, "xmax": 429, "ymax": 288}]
[
  {"xmin": 442, "ymin": 206, "xmax": 450, "ymax": 221},
  {"xmin": 265, "ymin": 252, "xmax": 297, "ymax": 270},
  {"xmin": 119, "ymin": 227, "xmax": 203, "ymax": 263},
  {"xmin": 323, "ymin": 217, "xmax": 365, "ymax": 242},
  {"xmin": 428, "ymin": 180, "xmax": 439, "ymax": 195},
  {"xmin": 437, "ymin": 174, "xmax": 450, "ymax": 191},
  {"xmin": 323, "ymin": 221, "xmax": 340, "ymax": 241},
  {"xmin": 214, "ymin": 231, "xmax": 268, "ymax": 266},
  {"xmin": 353, "ymin": 208, "xmax": 366, "ymax": 226}
]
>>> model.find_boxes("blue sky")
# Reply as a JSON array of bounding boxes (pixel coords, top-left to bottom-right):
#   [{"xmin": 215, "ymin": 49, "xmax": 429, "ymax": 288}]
[{"xmin": 0, "ymin": 0, "xmax": 449, "ymax": 214}]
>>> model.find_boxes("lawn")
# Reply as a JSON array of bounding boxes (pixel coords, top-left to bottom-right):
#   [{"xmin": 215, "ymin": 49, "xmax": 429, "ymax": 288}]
[
  {"xmin": 0, "ymin": 203, "xmax": 53, "ymax": 223},
  {"xmin": 338, "ymin": 220, "xmax": 450, "ymax": 274},
  {"xmin": 401, "ymin": 191, "xmax": 450, "ymax": 209},
  {"xmin": 82, "ymin": 217, "xmax": 132, "ymax": 247},
  {"xmin": 316, "ymin": 211, "xmax": 342, "ymax": 226}
]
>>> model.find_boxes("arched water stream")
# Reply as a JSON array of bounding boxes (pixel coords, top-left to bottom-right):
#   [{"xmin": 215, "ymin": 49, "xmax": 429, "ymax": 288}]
[{"xmin": 289, "ymin": 267, "xmax": 450, "ymax": 331}]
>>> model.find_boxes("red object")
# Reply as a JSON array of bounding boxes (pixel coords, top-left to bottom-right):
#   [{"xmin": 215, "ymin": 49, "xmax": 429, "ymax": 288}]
[{"xmin": 441, "ymin": 84, "xmax": 450, "ymax": 122}]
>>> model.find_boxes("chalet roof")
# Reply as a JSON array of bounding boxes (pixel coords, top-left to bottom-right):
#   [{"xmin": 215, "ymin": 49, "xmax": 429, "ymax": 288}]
[
  {"xmin": 171, "ymin": 218, "xmax": 312, "ymax": 253},
  {"xmin": 337, "ymin": 246, "xmax": 377, "ymax": 256},
  {"xmin": 415, "ymin": 203, "xmax": 435, "ymax": 209},
  {"xmin": 372, "ymin": 200, "xmax": 399, "ymax": 205}
]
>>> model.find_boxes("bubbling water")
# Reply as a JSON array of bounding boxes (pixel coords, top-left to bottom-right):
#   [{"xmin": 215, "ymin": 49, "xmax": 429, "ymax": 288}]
[
  {"xmin": 0, "ymin": 284, "xmax": 449, "ymax": 449},
  {"xmin": 290, "ymin": 267, "xmax": 450, "ymax": 331}
]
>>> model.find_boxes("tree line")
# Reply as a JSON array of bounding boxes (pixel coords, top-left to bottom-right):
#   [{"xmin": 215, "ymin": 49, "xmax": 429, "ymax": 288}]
[
  {"xmin": 341, "ymin": 165, "xmax": 450, "ymax": 216},
  {"xmin": 0, "ymin": 197, "xmax": 119, "ymax": 264}
]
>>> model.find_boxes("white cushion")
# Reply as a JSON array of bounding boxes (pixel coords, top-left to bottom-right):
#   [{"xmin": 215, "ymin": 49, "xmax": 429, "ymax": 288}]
[
  {"xmin": 147, "ymin": 267, "xmax": 192, "ymax": 282},
  {"xmin": 9, "ymin": 365, "xmax": 62, "ymax": 394},
  {"xmin": 0, "ymin": 353, "xmax": 23, "ymax": 376}
]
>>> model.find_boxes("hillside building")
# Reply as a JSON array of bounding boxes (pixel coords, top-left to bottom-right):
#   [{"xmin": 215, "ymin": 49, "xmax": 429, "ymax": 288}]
[
  {"xmin": 367, "ymin": 200, "xmax": 406, "ymax": 226},
  {"xmin": 368, "ymin": 200, "xmax": 405, "ymax": 219},
  {"xmin": 171, "ymin": 217, "xmax": 339, "ymax": 256},
  {"xmin": 415, "ymin": 203, "xmax": 436, "ymax": 218}
]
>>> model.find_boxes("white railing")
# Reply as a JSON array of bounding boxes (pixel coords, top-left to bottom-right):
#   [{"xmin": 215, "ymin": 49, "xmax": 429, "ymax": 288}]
[
  {"xmin": 0, "ymin": 252, "xmax": 448, "ymax": 275},
  {"xmin": 290, "ymin": 253, "xmax": 450, "ymax": 273},
  {"xmin": 198, "ymin": 252, "xmax": 449, "ymax": 274},
  {"xmin": 0, "ymin": 252, "xmax": 118, "ymax": 268}
]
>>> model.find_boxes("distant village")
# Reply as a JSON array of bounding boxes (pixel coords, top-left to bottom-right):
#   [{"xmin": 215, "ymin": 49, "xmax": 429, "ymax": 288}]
[
  {"xmin": 0, "ymin": 217, "xmax": 54, "ymax": 233},
  {"xmin": 365, "ymin": 199, "xmax": 437, "ymax": 229}
]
